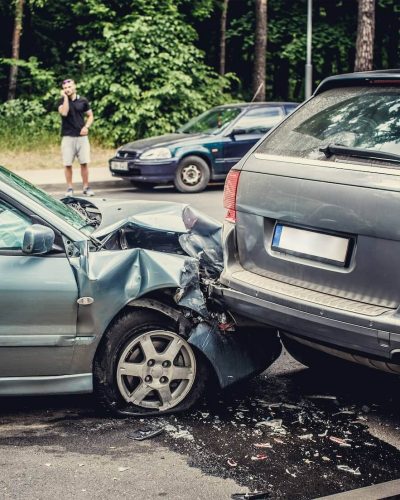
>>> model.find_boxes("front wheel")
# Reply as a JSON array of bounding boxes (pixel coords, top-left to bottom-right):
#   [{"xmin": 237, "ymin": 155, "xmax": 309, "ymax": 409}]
[
  {"xmin": 174, "ymin": 156, "xmax": 210, "ymax": 193},
  {"xmin": 94, "ymin": 310, "xmax": 208, "ymax": 415}
]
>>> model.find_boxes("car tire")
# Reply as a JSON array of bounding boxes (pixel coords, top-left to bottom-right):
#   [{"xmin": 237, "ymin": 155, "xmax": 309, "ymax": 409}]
[
  {"xmin": 94, "ymin": 309, "xmax": 208, "ymax": 415},
  {"xmin": 281, "ymin": 333, "xmax": 347, "ymax": 370},
  {"xmin": 129, "ymin": 181, "xmax": 158, "ymax": 190},
  {"xmin": 174, "ymin": 156, "xmax": 210, "ymax": 193}
]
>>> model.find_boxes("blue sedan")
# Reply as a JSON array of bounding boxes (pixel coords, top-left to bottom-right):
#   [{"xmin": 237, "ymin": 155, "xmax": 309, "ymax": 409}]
[{"xmin": 109, "ymin": 102, "xmax": 298, "ymax": 193}]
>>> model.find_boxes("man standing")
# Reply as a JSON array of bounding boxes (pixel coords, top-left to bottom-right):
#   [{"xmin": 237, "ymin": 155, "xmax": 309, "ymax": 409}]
[{"xmin": 58, "ymin": 79, "xmax": 94, "ymax": 196}]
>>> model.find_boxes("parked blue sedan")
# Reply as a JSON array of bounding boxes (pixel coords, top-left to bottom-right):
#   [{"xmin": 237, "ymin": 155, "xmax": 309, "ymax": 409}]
[
  {"xmin": 109, "ymin": 102, "xmax": 298, "ymax": 193},
  {"xmin": 0, "ymin": 166, "xmax": 281, "ymax": 415}
]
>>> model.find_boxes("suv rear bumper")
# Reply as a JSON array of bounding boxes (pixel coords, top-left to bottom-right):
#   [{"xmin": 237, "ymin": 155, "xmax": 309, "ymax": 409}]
[{"xmin": 216, "ymin": 265, "xmax": 400, "ymax": 362}]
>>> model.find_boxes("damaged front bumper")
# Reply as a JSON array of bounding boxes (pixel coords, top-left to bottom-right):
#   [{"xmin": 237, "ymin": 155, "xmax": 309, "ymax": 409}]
[{"xmin": 64, "ymin": 197, "xmax": 282, "ymax": 392}]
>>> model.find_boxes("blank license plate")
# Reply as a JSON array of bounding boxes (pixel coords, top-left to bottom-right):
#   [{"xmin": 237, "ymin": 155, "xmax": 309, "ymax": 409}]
[
  {"xmin": 111, "ymin": 161, "xmax": 129, "ymax": 171},
  {"xmin": 272, "ymin": 224, "xmax": 350, "ymax": 265}
]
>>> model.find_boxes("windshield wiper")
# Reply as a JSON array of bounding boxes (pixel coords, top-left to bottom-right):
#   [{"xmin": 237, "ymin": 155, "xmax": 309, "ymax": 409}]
[{"xmin": 319, "ymin": 144, "xmax": 400, "ymax": 165}]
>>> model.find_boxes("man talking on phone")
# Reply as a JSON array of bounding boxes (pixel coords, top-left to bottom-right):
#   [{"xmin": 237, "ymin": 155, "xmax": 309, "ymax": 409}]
[{"xmin": 58, "ymin": 79, "xmax": 94, "ymax": 196}]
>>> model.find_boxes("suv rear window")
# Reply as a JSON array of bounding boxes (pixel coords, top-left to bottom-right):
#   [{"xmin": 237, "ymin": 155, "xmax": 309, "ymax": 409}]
[{"xmin": 256, "ymin": 87, "xmax": 400, "ymax": 162}]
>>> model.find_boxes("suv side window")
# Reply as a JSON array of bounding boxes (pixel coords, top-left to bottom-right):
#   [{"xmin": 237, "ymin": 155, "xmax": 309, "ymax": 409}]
[
  {"xmin": 0, "ymin": 199, "xmax": 31, "ymax": 250},
  {"xmin": 234, "ymin": 106, "xmax": 283, "ymax": 134}
]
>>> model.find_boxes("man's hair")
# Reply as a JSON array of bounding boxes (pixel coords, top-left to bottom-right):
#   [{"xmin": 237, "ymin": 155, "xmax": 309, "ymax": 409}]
[{"xmin": 61, "ymin": 78, "xmax": 75, "ymax": 87}]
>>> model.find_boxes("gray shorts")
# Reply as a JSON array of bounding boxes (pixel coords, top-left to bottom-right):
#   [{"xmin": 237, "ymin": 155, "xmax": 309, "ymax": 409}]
[{"xmin": 61, "ymin": 136, "xmax": 91, "ymax": 166}]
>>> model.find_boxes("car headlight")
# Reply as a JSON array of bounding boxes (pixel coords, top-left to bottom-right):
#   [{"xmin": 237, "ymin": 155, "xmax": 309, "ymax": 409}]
[{"xmin": 139, "ymin": 147, "xmax": 172, "ymax": 160}]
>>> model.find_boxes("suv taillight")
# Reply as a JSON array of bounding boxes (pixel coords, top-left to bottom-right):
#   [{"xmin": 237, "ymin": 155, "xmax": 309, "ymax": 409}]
[{"xmin": 223, "ymin": 169, "xmax": 241, "ymax": 223}]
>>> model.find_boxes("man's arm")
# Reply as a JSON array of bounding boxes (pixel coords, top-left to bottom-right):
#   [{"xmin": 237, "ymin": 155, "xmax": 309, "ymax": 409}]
[
  {"xmin": 80, "ymin": 110, "xmax": 94, "ymax": 136},
  {"xmin": 58, "ymin": 91, "xmax": 69, "ymax": 117}
]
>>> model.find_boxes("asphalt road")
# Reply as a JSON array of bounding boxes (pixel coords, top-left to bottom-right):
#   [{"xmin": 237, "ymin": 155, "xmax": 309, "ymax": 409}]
[{"xmin": 1, "ymin": 182, "xmax": 400, "ymax": 500}]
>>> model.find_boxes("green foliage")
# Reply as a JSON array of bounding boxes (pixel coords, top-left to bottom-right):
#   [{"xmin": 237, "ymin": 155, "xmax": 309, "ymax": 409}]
[
  {"xmin": 0, "ymin": 98, "xmax": 57, "ymax": 150},
  {"xmin": 71, "ymin": 0, "xmax": 234, "ymax": 145}
]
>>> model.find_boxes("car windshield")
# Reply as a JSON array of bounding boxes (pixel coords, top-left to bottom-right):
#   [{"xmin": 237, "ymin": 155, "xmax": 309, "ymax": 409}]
[
  {"xmin": 178, "ymin": 107, "xmax": 242, "ymax": 135},
  {"xmin": 0, "ymin": 166, "xmax": 94, "ymax": 235},
  {"xmin": 256, "ymin": 87, "xmax": 400, "ymax": 163}
]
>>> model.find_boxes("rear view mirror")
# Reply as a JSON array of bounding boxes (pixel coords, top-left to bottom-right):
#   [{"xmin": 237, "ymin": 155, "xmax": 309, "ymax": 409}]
[{"xmin": 22, "ymin": 224, "xmax": 55, "ymax": 255}]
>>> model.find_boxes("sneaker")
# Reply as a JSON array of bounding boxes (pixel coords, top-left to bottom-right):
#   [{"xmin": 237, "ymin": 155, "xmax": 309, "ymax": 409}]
[
  {"xmin": 65, "ymin": 187, "xmax": 74, "ymax": 197},
  {"xmin": 83, "ymin": 187, "xmax": 95, "ymax": 196}
]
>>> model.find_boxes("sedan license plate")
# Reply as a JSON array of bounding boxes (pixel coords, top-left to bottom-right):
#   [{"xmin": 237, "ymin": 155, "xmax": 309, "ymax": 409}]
[
  {"xmin": 111, "ymin": 161, "xmax": 129, "ymax": 171},
  {"xmin": 272, "ymin": 224, "xmax": 350, "ymax": 266}
]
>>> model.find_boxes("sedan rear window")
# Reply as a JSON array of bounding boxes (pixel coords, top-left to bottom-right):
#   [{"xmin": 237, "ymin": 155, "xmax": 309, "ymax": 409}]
[{"xmin": 256, "ymin": 87, "xmax": 400, "ymax": 163}]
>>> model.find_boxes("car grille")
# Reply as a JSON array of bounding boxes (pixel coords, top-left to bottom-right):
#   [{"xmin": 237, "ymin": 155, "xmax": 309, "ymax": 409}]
[{"xmin": 116, "ymin": 150, "xmax": 138, "ymax": 160}]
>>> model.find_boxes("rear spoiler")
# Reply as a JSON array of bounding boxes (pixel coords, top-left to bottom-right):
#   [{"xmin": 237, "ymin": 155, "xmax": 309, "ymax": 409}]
[{"xmin": 314, "ymin": 70, "xmax": 400, "ymax": 96}]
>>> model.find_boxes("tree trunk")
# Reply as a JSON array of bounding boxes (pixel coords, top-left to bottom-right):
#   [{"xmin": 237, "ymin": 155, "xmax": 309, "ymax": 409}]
[
  {"xmin": 8, "ymin": 0, "xmax": 25, "ymax": 100},
  {"xmin": 252, "ymin": 0, "xmax": 267, "ymax": 101},
  {"xmin": 219, "ymin": 0, "xmax": 229, "ymax": 75},
  {"xmin": 354, "ymin": 0, "xmax": 375, "ymax": 72}
]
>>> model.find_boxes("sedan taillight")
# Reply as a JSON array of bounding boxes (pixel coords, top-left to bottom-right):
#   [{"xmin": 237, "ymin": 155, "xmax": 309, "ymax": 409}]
[{"xmin": 223, "ymin": 169, "xmax": 241, "ymax": 223}]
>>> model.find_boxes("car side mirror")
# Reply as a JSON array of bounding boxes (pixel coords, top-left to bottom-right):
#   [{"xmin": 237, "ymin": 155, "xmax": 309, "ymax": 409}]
[
  {"xmin": 22, "ymin": 224, "xmax": 55, "ymax": 255},
  {"xmin": 231, "ymin": 128, "xmax": 247, "ymax": 137}
]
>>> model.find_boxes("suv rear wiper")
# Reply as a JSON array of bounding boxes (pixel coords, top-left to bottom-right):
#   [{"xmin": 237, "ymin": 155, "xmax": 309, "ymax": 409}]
[{"xmin": 319, "ymin": 144, "xmax": 400, "ymax": 165}]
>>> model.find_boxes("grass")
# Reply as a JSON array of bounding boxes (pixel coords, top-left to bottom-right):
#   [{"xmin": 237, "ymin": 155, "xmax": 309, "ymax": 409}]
[{"xmin": 0, "ymin": 138, "xmax": 115, "ymax": 171}]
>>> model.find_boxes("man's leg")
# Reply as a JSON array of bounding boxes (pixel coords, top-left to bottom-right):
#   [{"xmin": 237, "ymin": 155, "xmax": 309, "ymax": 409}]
[
  {"xmin": 80, "ymin": 163, "xmax": 89, "ymax": 188},
  {"xmin": 61, "ymin": 137, "xmax": 75, "ymax": 193},
  {"xmin": 65, "ymin": 165, "xmax": 73, "ymax": 187}
]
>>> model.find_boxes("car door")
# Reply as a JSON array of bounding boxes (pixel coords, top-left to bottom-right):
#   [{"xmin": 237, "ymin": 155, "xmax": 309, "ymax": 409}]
[
  {"xmin": 0, "ymin": 196, "xmax": 79, "ymax": 377},
  {"xmin": 222, "ymin": 106, "xmax": 285, "ymax": 172}
]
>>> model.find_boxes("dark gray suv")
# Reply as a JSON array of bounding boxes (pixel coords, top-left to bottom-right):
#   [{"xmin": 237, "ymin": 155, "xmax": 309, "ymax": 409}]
[{"xmin": 216, "ymin": 70, "xmax": 400, "ymax": 374}]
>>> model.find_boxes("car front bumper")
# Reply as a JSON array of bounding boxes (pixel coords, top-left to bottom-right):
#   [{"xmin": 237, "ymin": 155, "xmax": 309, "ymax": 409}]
[{"xmin": 109, "ymin": 157, "xmax": 178, "ymax": 183}]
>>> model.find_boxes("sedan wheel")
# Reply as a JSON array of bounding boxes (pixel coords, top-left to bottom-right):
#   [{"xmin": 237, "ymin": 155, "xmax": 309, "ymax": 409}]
[
  {"xmin": 116, "ymin": 330, "xmax": 196, "ymax": 411},
  {"xmin": 174, "ymin": 156, "xmax": 210, "ymax": 193},
  {"xmin": 94, "ymin": 310, "xmax": 207, "ymax": 415}
]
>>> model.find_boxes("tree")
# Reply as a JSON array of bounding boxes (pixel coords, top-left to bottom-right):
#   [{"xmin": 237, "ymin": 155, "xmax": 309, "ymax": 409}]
[
  {"xmin": 219, "ymin": 0, "xmax": 229, "ymax": 75},
  {"xmin": 354, "ymin": 0, "xmax": 375, "ymax": 71},
  {"xmin": 252, "ymin": 0, "xmax": 267, "ymax": 101},
  {"xmin": 8, "ymin": 0, "xmax": 24, "ymax": 100}
]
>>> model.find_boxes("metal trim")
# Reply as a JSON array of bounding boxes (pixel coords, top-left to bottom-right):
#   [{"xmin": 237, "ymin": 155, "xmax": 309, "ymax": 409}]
[{"xmin": 0, "ymin": 373, "xmax": 93, "ymax": 395}]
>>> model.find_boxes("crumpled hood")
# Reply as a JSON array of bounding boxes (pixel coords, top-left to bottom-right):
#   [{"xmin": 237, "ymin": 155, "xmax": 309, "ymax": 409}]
[
  {"xmin": 91, "ymin": 198, "xmax": 189, "ymax": 236},
  {"xmin": 64, "ymin": 196, "xmax": 223, "ymax": 278},
  {"xmin": 120, "ymin": 133, "xmax": 209, "ymax": 152}
]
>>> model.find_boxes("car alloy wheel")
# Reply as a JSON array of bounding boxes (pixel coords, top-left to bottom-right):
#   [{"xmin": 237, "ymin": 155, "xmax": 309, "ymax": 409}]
[
  {"xmin": 116, "ymin": 330, "xmax": 196, "ymax": 411},
  {"xmin": 174, "ymin": 155, "xmax": 210, "ymax": 193},
  {"xmin": 181, "ymin": 164, "xmax": 202, "ymax": 186}
]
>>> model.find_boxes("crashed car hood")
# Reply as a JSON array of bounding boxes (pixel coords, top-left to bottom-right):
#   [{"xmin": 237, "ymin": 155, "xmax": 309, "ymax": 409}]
[
  {"xmin": 120, "ymin": 133, "xmax": 210, "ymax": 152},
  {"xmin": 91, "ymin": 198, "xmax": 189, "ymax": 236}
]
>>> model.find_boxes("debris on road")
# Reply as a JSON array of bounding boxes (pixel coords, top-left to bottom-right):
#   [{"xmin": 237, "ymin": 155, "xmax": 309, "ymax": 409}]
[
  {"xmin": 337, "ymin": 465, "xmax": 361, "ymax": 475},
  {"xmin": 231, "ymin": 492, "xmax": 271, "ymax": 499},
  {"xmin": 129, "ymin": 426, "xmax": 165, "ymax": 441},
  {"xmin": 251, "ymin": 454, "xmax": 268, "ymax": 461},
  {"xmin": 254, "ymin": 443, "xmax": 272, "ymax": 449},
  {"xmin": 329, "ymin": 436, "xmax": 352, "ymax": 447},
  {"xmin": 227, "ymin": 458, "xmax": 238, "ymax": 467}
]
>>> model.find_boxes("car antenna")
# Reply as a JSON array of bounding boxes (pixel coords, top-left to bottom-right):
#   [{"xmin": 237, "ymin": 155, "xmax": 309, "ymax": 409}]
[{"xmin": 250, "ymin": 82, "xmax": 264, "ymax": 102}]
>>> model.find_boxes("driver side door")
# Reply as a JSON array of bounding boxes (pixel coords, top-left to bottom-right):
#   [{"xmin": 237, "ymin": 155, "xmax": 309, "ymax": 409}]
[{"xmin": 0, "ymin": 196, "xmax": 79, "ymax": 377}]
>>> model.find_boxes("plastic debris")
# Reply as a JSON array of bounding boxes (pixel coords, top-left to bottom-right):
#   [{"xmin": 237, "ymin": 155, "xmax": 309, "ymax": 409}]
[
  {"xmin": 322, "ymin": 456, "xmax": 331, "ymax": 462},
  {"xmin": 256, "ymin": 419, "xmax": 286, "ymax": 435},
  {"xmin": 118, "ymin": 467, "xmax": 130, "ymax": 472},
  {"xmin": 231, "ymin": 492, "xmax": 271, "ymax": 500},
  {"xmin": 299, "ymin": 434, "xmax": 313, "ymax": 440},
  {"xmin": 285, "ymin": 468, "xmax": 297, "ymax": 478},
  {"xmin": 273, "ymin": 438, "xmax": 285, "ymax": 444},
  {"xmin": 318, "ymin": 430, "xmax": 328, "ymax": 437},
  {"xmin": 337, "ymin": 465, "xmax": 361, "ymax": 475},
  {"xmin": 329, "ymin": 436, "xmax": 351, "ymax": 447},
  {"xmin": 306, "ymin": 395, "xmax": 338, "ymax": 401},
  {"xmin": 129, "ymin": 426, "xmax": 165, "ymax": 441},
  {"xmin": 251, "ymin": 454, "xmax": 268, "ymax": 461},
  {"xmin": 254, "ymin": 443, "xmax": 272, "ymax": 449},
  {"xmin": 227, "ymin": 458, "xmax": 238, "ymax": 467}
]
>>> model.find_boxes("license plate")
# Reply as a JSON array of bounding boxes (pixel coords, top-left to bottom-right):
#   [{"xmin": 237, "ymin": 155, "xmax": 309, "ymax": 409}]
[
  {"xmin": 272, "ymin": 224, "xmax": 350, "ymax": 266},
  {"xmin": 111, "ymin": 161, "xmax": 129, "ymax": 171}
]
